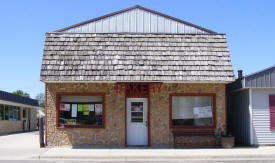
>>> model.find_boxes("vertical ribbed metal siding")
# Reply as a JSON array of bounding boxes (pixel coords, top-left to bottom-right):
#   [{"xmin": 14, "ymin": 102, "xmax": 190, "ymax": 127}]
[
  {"xmin": 64, "ymin": 8, "xmax": 208, "ymax": 34},
  {"xmin": 229, "ymin": 89, "xmax": 250, "ymax": 145},
  {"xmin": 245, "ymin": 66, "xmax": 275, "ymax": 88},
  {"xmin": 252, "ymin": 89, "xmax": 275, "ymax": 145}
]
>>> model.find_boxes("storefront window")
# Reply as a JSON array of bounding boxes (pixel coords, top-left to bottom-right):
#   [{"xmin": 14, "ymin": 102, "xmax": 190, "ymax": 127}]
[
  {"xmin": 5, "ymin": 105, "xmax": 9, "ymax": 120},
  {"xmin": 23, "ymin": 108, "xmax": 27, "ymax": 118},
  {"xmin": 0, "ymin": 104, "xmax": 4, "ymax": 120},
  {"xmin": 57, "ymin": 93, "xmax": 105, "ymax": 127},
  {"xmin": 170, "ymin": 94, "xmax": 215, "ymax": 128},
  {"xmin": 13, "ymin": 106, "xmax": 20, "ymax": 121},
  {"xmin": 2, "ymin": 105, "xmax": 20, "ymax": 121}
]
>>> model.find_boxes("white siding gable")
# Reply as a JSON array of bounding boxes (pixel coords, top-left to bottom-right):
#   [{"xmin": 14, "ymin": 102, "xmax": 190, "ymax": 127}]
[{"xmin": 61, "ymin": 8, "xmax": 211, "ymax": 34}]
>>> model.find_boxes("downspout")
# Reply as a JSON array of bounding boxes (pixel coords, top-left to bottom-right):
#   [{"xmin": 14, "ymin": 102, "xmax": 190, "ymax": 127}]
[
  {"xmin": 244, "ymin": 75, "xmax": 253, "ymax": 145},
  {"xmin": 248, "ymin": 88, "xmax": 253, "ymax": 146}
]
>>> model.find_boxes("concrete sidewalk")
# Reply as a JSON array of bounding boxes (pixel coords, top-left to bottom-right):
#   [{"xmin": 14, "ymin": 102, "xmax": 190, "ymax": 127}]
[
  {"xmin": 38, "ymin": 146, "xmax": 275, "ymax": 161},
  {"xmin": 0, "ymin": 131, "xmax": 47, "ymax": 160},
  {"xmin": 1, "ymin": 132, "xmax": 275, "ymax": 161}
]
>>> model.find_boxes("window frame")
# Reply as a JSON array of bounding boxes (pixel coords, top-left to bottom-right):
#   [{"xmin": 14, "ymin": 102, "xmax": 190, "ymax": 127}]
[
  {"xmin": 169, "ymin": 93, "xmax": 216, "ymax": 130},
  {"xmin": 56, "ymin": 92, "xmax": 105, "ymax": 129}
]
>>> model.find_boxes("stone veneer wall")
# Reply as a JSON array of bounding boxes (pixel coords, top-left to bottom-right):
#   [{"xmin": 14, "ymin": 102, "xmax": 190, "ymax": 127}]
[
  {"xmin": 46, "ymin": 83, "xmax": 125, "ymax": 146},
  {"xmin": 150, "ymin": 83, "xmax": 226, "ymax": 146},
  {"xmin": 0, "ymin": 121, "xmax": 23, "ymax": 135},
  {"xmin": 46, "ymin": 83, "xmax": 226, "ymax": 147}
]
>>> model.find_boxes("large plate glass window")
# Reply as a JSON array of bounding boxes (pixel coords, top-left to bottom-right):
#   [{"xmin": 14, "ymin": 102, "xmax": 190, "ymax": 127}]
[
  {"xmin": 1, "ymin": 105, "xmax": 20, "ymax": 121},
  {"xmin": 58, "ymin": 94, "xmax": 104, "ymax": 127},
  {"xmin": 171, "ymin": 95, "xmax": 214, "ymax": 127}
]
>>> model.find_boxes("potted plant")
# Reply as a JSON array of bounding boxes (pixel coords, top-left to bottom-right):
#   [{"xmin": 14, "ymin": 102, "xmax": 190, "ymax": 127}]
[{"xmin": 221, "ymin": 131, "xmax": 235, "ymax": 149}]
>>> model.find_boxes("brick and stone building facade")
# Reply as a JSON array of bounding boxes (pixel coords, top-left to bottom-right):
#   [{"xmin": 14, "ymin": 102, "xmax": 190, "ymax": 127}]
[{"xmin": 41, "ymin": 6, "xmax": 234, "ymax": 147}]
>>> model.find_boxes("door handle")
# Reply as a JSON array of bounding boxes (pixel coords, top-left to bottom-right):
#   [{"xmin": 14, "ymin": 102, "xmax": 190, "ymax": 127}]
[{"xmin": 145, "ymin": 121, "xmax": 148, "ymax": 127}]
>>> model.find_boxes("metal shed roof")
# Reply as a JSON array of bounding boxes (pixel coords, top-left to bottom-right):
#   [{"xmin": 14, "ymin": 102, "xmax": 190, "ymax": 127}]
[
  {"xmin": 227, "ymin": 65, "xmax": 275, "ymax": 91},
  {"xmin": 244, "ymin": 65, "xmax": 275, "ymax": 88},
  {"xmin": 0, "ymin": 90, "xmax": 39, "ymax": 107}
]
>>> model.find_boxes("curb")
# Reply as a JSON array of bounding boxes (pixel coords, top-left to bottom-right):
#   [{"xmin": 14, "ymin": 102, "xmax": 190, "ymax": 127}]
[{"xmin": 39, "ymin": 154, "xmax": 275, "ymax": 161}]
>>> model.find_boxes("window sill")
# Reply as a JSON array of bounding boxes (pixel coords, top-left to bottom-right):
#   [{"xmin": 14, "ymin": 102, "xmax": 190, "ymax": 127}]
[
  {"xmin": 171, "ymin": 125, "xmax": 215, "ymax": 129},
  {"xmin": 171, "ymin": 128, "xmax": 215, "ymax": 135},
  {"xmin": 57, "ymin": 125, "xmax": 104, "ymax": 129}
]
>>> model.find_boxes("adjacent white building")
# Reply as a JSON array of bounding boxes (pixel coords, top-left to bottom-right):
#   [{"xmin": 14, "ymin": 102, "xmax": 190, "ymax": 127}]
[{"xmin": 227, "ymin": 66, "xmax": 275, "ymax": 146}]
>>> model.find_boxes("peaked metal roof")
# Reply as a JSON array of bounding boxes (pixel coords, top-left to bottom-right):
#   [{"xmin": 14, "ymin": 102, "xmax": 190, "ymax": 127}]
[
  {"xmin": 0, "ymin": 90, "xmax": 39, "ymax": 107},
  {"xmin": 55, "ymin": 5, "xmax": 217, "ymax": 34},
  {"xmin": 244, "ymin": 65, "xmax": 275, "ymax": 88},
  {"xmin": 245, "ymin": 65, "xmax": 275, "ymax": 78},
  {"xmin": 227, "ymin": 65, "xmax": 275, "ymax": 90}
]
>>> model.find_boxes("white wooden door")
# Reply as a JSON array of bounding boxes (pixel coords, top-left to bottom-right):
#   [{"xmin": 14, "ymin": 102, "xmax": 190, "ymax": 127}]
[{"xmin": 126, "ymin": 98, "xmax": 148, "ymax": 145}]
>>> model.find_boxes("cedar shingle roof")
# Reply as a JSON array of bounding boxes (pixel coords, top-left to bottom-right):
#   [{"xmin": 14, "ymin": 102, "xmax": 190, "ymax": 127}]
[{"xmin": 40, "ymin": 33, "xmax": 234, "ymax": 82}]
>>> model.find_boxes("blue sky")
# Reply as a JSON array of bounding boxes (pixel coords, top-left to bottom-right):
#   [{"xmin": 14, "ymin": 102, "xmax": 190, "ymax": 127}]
[{"xmin": 0, "ymin": 0, "xmax": 274, "ymax": 98}]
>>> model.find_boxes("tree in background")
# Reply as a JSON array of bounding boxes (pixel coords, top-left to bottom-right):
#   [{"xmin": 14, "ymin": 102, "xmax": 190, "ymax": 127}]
[
  {"xmin": 12, "ymin": 90, "xmax": 30, "ymax": 98},
  {"xmin": 35, "ymin": 93, "xmax": 45, "ymax": 112}
]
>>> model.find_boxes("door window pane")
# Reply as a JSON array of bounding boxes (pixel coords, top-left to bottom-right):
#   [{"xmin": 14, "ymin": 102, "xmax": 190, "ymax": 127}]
[
  {"xmin": 172, "ymin": 96, "xmax": 213, "ymax": 126},
  {"xmin": 131, "ymin": 102, "xmax": 143, "ymax": 122}
]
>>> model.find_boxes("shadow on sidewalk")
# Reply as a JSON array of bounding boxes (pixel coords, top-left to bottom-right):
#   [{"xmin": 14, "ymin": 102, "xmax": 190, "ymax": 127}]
[{"xmin": 69, "ymin": 145, "xmax": 258, "ymax": 150}]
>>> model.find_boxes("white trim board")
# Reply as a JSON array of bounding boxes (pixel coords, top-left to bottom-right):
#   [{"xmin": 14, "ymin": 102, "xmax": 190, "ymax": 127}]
[{"xmin": 0, "ymin": 100, "xmax": 37, "ymax": 109}]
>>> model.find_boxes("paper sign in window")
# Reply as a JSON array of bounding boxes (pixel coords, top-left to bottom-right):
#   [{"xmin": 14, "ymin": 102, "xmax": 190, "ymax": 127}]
[
  {"xmin": 95, "ymin": 104, "xmax": 102, "ymax": 115},
  {"xmin": 71, "ymin": 104, "xmax": 77, "ymax": 117},
  {"xmin": 65, "ymin": 104, "xmax": 71, "ymax": 111},
  {"xmin": 89, "ymin": 104, "xmax": 94, "ymax": 111},
  {"xmin": 83, "ymin": 111, "xmax": 89, "ymax": 115},
  {"xmin": 77, "ymin": 104, "xmax": 83, "ymax": 112},
  {"xmin": 83, "ymin": 105, "xmax": 89, "ymax": 112},
  {"xmin": 66, "ymin": 119, "xmax": 76, "ymax": 125},
  {"xmin": 193, "ymin": 106, "xmax": 212, "ymax": 118},
  {"xmin": 60, "ymin": 104, "xmax": 65, "ymax": 111}
]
